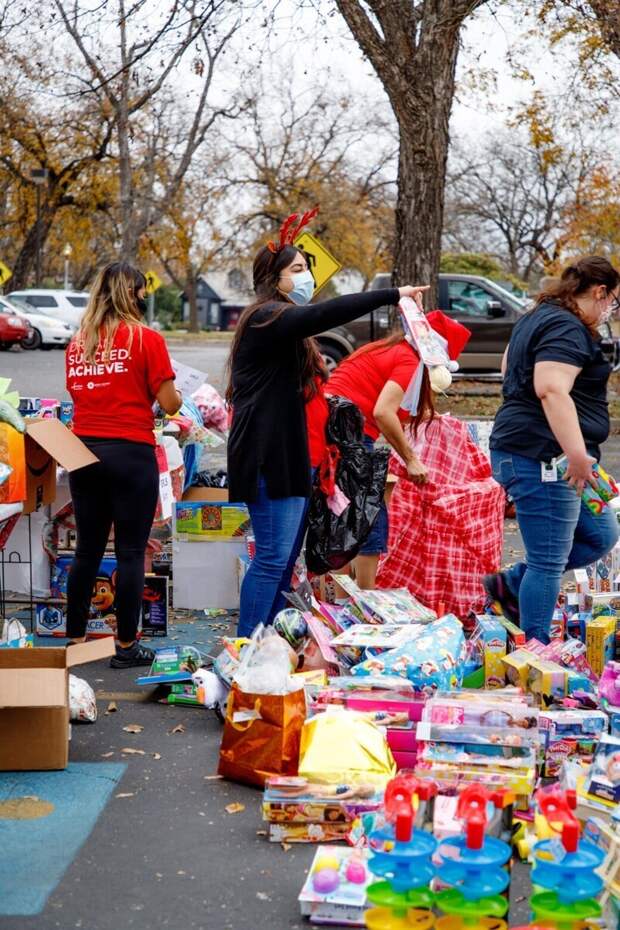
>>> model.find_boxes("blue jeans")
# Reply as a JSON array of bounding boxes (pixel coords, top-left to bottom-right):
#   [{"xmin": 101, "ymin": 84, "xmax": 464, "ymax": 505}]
[
  {"xmin": 237, "ymin": 477, "xmax": 308, "ymax": 638},
  {"xmin": 491, "ymin": 449, "xmax": 619, "ymax": 642},
  {"xmin": 359, "ymin": 435, "xmax": 389, "ymax": 555}
]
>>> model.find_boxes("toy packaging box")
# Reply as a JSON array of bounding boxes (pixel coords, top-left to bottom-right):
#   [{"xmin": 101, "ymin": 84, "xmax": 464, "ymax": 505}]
[
  {"xmin": 271, "ymin": 821, "xmax": 352, "ymax": 844},
  {"xmin": 476, "ymin": 617, "xmax": 507, "ymax": 688},
  {"xmin": 37, "ymin": 556, "xmax": 168, "ymax": 638},
  {"xmin": 262, "ymin": 780, "xmax": 383, "ymax": 825},
  {"xmin": 525, "ymin": 656, "xmax": 567, "ymax": 704},
  {"xmin": 140, "ymin": 574, "xmax": 168, "ymax": 637},
  {"xmin": 585, "ymin": 734, "xmax": 620, "ymax": 806},
  {"xmin": 586, "ymin": 615, "xmax": 616, "ymax": 676},
  {"xmin": 298, "ymin": 845, "xmax": 371, "ymax": 925},
  {"xmin": 174, "ymin": 500, "xmax": 250, "ymax": 540}
]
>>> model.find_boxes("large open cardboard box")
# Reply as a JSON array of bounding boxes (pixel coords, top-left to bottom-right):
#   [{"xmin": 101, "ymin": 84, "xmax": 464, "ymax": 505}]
[
  {"xmin": 0, "ymin": 638, "xmax": 114, "ymax": 771},
  {"xmin": 24, "ymin": 418, "xmax": 98, "ymax": 513}
]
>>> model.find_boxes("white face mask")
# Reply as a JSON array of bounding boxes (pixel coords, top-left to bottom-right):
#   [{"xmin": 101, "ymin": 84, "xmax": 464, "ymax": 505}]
[{"xmin": 284, "ymin": 270, "xmax": 315, "ymax": 305}]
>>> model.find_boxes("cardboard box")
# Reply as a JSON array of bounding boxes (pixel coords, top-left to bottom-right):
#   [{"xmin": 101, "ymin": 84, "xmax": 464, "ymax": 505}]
[
  {"xmin": 0, "ymin": 423, "xmax": 26, "ymax": 504},
  {"xmin": 502, "ymin": 648, "xmax": 538, "ymax": 689},
  {"xmin": 526, "ymin": 656, "xmax": 567, "ymax": 703},
  {"xmin": 24, "ymin": 419, "xmax": 98, "ymax": 514},
  {"xmin": 586, "ymin": 615, "xmax": 616, "ymax": 676},
  {"xmin": 477, "ymin": 617, "xmax": 507, "ymax": 688},
  {"xmin": 173, "ymin": 539, "xmax": 246, "ymax": 609},
  {"xmin": 141, "ymin": 575, "xmax": 169, "ymax": 637},
  {"xmin": 182, "ymin": 486, "xmax": 228, "ymax": 502},
  {"xmin": 585, "ymin": 734, "xmax": 620, "ymax": 805},
  {"xmin": 37, "ymin": 558, "xmax": 168, "ymax": 638},
  {"xmin": 174, "ymin": 500, "xmax": 250, "ymax": 540},
  {"xmin": 0, "ymin": 638, "xmax": 114, "ymax": 770}
]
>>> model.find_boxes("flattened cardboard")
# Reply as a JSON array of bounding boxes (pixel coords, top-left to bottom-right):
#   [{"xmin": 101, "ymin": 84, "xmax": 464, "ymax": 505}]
[
  {"xmin": 24, "ymin": 419, "xmax": 99, "ymax": 514},
  {"xmin": 0, "ymin": 638, "xmax": 114, "ymax": 771}
]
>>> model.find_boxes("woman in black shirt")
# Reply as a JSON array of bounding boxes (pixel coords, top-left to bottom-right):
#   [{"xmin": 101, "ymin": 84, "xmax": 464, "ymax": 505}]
[
  {"xmin": 227, "ymin": 213, "xmax": 428, "ymax": 637},
  {"xmin": 486, "ymin": 256, "xmax": 620, "ymax": 643}
]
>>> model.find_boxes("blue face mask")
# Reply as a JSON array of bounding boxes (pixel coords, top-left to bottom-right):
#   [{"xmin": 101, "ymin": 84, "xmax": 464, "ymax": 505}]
[{"xmin": 287, "ymin": 270, "xmax": 315, "ymax": 305}]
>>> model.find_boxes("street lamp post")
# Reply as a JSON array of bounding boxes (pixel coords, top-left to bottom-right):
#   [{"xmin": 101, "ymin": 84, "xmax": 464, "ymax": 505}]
[
  {"xmin": 30, "ymin": 168, "xmax": 48, "ymax": 287},
  {"xmin": 63, "ymin": 243, "xmax": 73, "ymax": 289}
]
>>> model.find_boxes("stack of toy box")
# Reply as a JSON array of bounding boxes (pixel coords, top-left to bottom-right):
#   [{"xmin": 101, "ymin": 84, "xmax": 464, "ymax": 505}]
[{"xmin": 415, "ymin": 691, "xmax": 539, "ymax": 804}]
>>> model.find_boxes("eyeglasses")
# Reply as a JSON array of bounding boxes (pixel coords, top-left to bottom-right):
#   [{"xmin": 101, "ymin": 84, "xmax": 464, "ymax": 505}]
[{"xmin": 609, "ymin": 293, "xmax": 620, "ymax": 314}]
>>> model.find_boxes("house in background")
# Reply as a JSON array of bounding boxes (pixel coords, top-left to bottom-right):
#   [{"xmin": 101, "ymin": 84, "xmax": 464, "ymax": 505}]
[{"xmin": 180, "ymin": 268, "xmax": 253, "ymax": 330}]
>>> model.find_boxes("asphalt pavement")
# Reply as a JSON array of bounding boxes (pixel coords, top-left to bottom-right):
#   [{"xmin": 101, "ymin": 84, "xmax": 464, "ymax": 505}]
[
  {"xmin": 0, "ymin": 341, "xmax": 231, "ymax": 398},
  {"xmin": 3, "ymin": 343, "xmax": 620, "ymax": 928}
]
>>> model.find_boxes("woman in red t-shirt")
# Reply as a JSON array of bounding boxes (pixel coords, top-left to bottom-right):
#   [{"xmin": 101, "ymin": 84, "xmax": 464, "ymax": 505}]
[
  {"xmin": 314, "ymin": 332, "xmax": 431, "ymax": 588},
  {"xmin": 65, "ymin": 262, "xmax": 182, "ymax": 668}
]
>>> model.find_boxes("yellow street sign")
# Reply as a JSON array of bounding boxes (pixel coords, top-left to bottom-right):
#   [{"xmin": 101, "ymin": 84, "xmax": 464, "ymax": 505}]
[
  {"xmin": 294, "ymin": 232, "xmax": 341, "ymax": 295},
  {"xmin": 0, "ymin": 261, "xmax": 12, "ymax": 286},
  {"xmin": 144, "ymin": 270, "xmax": 162, "ymax": 295}
]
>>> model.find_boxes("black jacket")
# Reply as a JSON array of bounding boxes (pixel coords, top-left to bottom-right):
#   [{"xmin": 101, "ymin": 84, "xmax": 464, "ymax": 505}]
[{"xmin": 227, "ymin": 288, "xmax": 400, "ymax": 502}]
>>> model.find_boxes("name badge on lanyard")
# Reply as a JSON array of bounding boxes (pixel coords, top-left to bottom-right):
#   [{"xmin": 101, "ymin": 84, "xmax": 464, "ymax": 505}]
[{"xmin": 541, "ymin": 461, "xmax": 558, "ymax": 482}]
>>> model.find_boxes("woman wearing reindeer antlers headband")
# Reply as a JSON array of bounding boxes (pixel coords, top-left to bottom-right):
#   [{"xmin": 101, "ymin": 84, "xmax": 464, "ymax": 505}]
[{"xmin": 226, "ymin": 207, "xmax": 428, "ymax": 637}]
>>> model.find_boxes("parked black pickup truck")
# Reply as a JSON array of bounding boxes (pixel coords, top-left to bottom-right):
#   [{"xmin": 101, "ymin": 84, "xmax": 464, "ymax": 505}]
[{"xmin": 316, "ymin": 272, "xmax": 620, "ymax": 373}]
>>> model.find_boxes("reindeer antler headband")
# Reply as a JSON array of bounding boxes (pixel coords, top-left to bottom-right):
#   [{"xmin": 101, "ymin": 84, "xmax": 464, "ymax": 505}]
[{"xmin": 267, "ymin": 206, "xmax": 319, "ymax": 253}]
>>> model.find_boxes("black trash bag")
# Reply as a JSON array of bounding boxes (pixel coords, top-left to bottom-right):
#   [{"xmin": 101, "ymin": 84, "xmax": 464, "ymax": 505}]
[{"xmin": 305, "ymin": 395, "xmax": 389, "ymax": 574}]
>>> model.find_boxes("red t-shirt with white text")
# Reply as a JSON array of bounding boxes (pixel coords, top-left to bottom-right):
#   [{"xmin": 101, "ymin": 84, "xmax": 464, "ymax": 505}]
[
  {"xmin": 66, "ymin": 323, "xmax": 175, "ymax": 446},
  {"xmin": 326, "ymin": 341, "xmax": 419, "ymax": 440}
]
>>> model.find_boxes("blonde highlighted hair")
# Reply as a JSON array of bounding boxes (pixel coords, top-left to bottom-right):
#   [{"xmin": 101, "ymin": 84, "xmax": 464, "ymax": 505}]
[{"xmin": 77, "ymin": 262, "xmax": 146, "ymax": 362}]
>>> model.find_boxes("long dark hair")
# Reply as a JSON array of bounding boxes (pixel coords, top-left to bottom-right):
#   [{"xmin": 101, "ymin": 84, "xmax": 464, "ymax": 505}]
[
  {"xmin": 225, "ymin": 244, "xmax": 326, "ymax": 403},
  {"xmin": 342, "ymin": 329, "xmax": 436, "ymax": 436},
  {"xmin": 535, "ymin": 255, "xmax": 620, "ymax": 337}
]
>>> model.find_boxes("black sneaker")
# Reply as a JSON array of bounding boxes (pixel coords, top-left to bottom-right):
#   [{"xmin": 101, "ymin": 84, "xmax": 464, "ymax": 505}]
[
  {"xmin": 110, "ymin": 642, "xmax": 155, "ymax": 668},
  {"xmin": 482, "ymin": 572, "xmax": 520, "ymax": 624}
]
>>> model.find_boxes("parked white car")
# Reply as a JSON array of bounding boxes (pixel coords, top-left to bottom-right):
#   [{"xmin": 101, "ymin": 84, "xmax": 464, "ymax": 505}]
[
  {"xmin": 7, "ymin": 289, "xmax": 89, "ymax": 329},
  {"xmin": 0, "ymin": 296, "xmax": 74, "ymax": 350}
]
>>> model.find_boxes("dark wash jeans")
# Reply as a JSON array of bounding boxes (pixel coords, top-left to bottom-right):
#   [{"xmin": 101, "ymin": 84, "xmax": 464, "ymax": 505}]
[{"xmin": 491, "ymin": 448, "xmax": 618, "ymax": 642}]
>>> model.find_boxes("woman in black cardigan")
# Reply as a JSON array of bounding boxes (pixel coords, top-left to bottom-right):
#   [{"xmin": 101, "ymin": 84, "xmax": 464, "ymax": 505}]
[{"xmin": 227, "ymin": 214, "xmax": 428, "ymax": 637}]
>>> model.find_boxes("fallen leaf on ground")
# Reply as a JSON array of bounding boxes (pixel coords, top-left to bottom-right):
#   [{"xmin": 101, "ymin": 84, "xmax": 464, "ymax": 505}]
[
  {"xmin": 281, "ymin": 842, "xmax": 291, "ymax": 851},
  {"xmin": 225, "ymin": 803, "xmax": 245, "ymax": 814},
  {"xmin": 151, "ymin": 752, "xmax": 161, "ymax": 760},
  {"xmin": 122, "ymin": 724, "xmax": 144, "ymax": 734},
  {"xmin": 101, "ymin": 751, "xmax": 115, "ymax": 758},
  {"xmin": 121, "ymin": 747, "xmax": 145, "ymax": 755},
  {"xmin": 204, "ymin": 774, "xmax": 222, "ymax": 780},
  {"xmin": 105, "ymin": 701, "xmax": 118, "ymax": 714},
  {"xmin": 115, "ymin": 792, "xmax": 135, "ymax": 798},
  {"xmin": 169, "ymin": 724, "xmax": 186, "ymax": 734},
  {"xmin": 256, "ymin": 829, "xmax": 267, "ymax": 836}
]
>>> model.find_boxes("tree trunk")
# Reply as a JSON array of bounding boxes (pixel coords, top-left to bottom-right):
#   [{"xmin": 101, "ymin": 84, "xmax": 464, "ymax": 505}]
[
  {"xmin": 117, "ymin": 0, "xmax": 136, "ymax": 261},
  {"xmin": 186, "ymin": 270, "xmax": 200, "ymax": 334},
  {"xmin": 336, "ymin": 0, "xmax": 487, "ymax": 308},
  {"xmin": 11, "ymin": 209, "xmax": 55, "ymax": 290}
]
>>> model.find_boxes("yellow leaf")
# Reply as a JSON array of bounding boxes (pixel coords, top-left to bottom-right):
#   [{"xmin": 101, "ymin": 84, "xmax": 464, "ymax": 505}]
[{"xmin": 225, "ymin": 803, "xmax": 245, "ymax": 814}]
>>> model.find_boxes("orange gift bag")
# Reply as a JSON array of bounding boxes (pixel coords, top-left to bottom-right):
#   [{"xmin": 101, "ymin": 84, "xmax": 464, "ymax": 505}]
[{"xmin": 217, "ymin": 683, "xmax": 306, "ymax": 787}]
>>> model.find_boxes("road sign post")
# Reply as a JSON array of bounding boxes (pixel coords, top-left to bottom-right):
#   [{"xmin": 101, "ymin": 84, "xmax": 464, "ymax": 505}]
[{"xmin": 144, "ymin": 270, "xmax": 162, "ymax": 327}]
